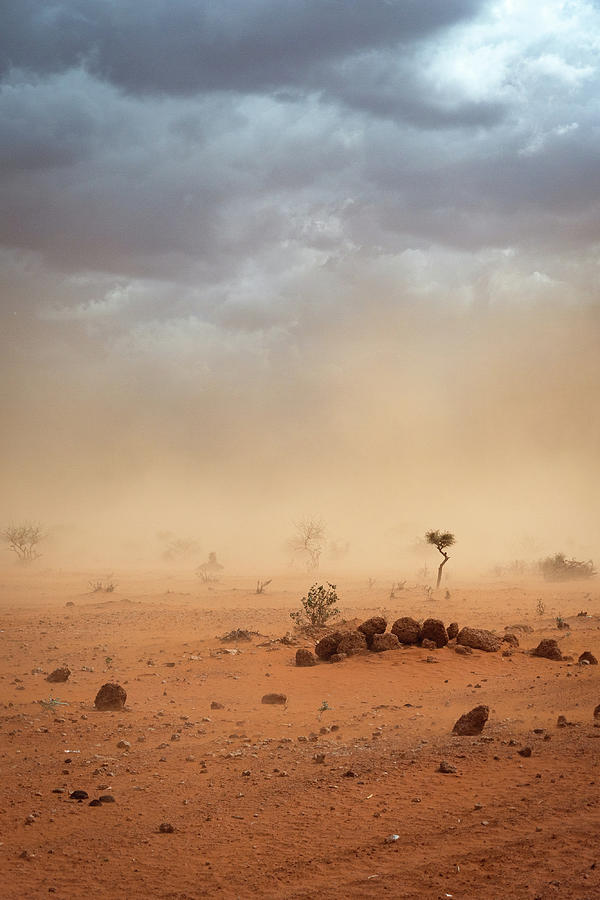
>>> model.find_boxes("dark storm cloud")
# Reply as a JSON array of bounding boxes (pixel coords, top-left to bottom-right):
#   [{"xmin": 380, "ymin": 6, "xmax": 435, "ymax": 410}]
[{"xmin": 1, "ymin": 1, "xmax": 484, "ymax": 96}]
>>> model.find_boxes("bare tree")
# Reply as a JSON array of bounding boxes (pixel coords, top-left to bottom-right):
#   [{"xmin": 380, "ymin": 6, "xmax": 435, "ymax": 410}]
[
  {"xmin": 289, "ymin": 517, "xmax": 326, "ymax": 571},
  {"xmin": 425, "ymin": 529, "xmax": 455, "ymax": 588},
  {"xmin": 2, "ymin": 524, "xmax": 44, "ymax": 563}
]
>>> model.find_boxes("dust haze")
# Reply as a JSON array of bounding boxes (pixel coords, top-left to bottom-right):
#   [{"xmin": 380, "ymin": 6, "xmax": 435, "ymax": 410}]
[
  {"xmin": 1, "ymin": 0, "xmax": 600, "ymax": 575},
  {"xmin": 3, "ymin": 275, "xmax": 598, "ymax": 574}
]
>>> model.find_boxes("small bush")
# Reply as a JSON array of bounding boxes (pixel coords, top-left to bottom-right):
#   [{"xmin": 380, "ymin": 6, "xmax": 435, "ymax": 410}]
[
  {"xmin": 540, "ymin": 553, "xmax": 596, "ymax": 582},
  {"xmin": 290, "ymin": 583, "xmax": 340, "ymax": 628}
]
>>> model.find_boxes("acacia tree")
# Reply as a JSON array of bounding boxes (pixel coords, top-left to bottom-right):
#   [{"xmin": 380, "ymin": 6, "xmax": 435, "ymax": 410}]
[
  {"xmin": 425, "ymin": 529, "xmax": 455, "ymax": 588},
  {"xmin": 289, "ymin": 517, "xmax": 326, "ymax": 571},
  {"xmin": 2, "ymin": 524, "xmax": 44, "ymax": 563}
]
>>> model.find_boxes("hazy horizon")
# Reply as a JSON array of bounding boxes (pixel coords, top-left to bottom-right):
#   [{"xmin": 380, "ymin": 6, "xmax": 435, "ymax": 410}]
[{"xmin": 2, "ymin": 1, "xmax": 599, "ymax": 573}]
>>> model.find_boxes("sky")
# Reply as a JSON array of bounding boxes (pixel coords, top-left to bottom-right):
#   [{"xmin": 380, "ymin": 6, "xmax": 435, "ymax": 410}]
[{"xmin": 1, "ymin": 0, "xmax": 599, "ymax": 571}]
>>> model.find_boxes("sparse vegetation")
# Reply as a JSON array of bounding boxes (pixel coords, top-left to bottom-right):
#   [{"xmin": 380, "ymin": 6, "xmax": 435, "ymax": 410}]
[
  {"xmin": 540, "ymin": 553, "xmax": 596, "ymax": 582},
  {"xmin": 290, "ymin": 582, "xmax": 340, "ymax": 628},
  {"xmin": 425, "ymin": 529, "xmax": 455, "ymax": 588},
  {"xmin": 389, "ymin": 580, "xmax": 406, "ymax": 600},
  {"xmin": 289, "ymin": 517, "xmax": 326, "ymax": 571},
  {"xmin": 196, "ymin": 552, "xmax": 224, "ymax": 583},
  {"xmin": 256, "ymin": 578, "xmax": 272, "ymax": 594},
  {"xmin": 556, "ymin": 615, "xmax": 568, "ymax": 630},
  {"xmin": 2, "ymin": 523, "xmax": 44, "ymax": 563},
  {"xmin": 89, "ymin": 577, "xmax": 116, "ymax": 593},
  {"xmin": 536, "ymin": 598, "xmax": 546, "ymax": 616},
  {"xmin": 160, "ymin": 535, "xmax": 201, "ymax": 561}
]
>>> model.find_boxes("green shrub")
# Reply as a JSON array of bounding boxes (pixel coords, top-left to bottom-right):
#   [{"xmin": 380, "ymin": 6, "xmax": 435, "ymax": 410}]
[{"xmin": 290, "ymin": 582, "xmax": 340, "ymax": 628}]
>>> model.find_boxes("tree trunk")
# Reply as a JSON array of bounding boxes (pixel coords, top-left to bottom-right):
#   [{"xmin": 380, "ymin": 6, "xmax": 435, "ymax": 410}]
[{"xmin": 436, "ymin": 552, "xmax": 449, "ymax": 588}]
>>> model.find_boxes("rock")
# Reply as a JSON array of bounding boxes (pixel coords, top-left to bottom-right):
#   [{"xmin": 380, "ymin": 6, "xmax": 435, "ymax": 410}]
[
  {"xmin": 69, "ymin": 790, "xmax": 89, "ymax": 801},
  {"xmin": 46, "ymin": 667, "xmax": 71, "ymax": 683},
  {"xmin": 422, "ymin": 638, "xmax": 437, "ymax": 650},
  {"xmin": 116, "ymin": 739, "xmax": 130, "ymax": 750},
  {"xmin": 336, "ymin": 631, "xmax": 368, "ymax": 656},
  {"xmin": 438, "ymin": 761, "xmax": 457, "ymax": 774},
  {"xmin": 506, "ymin": 623, "xmax": 533, "ymax": 633},
  {"xmin": 89, "ymin": 799, "xmax": 102, "ymax": 807},
  {"xmin": 593, "ymin": 704, "xmax": 600, "ymax": 720},
  {"xmin": 315, "ymin": 632, "xmax": 343, "ymax": 660},
  {"xmin": 452, "ymin": 705, "xmax": 489, "ymax": 736},
  {"xmin": 457, "ymin": 627, "xmax": 501, "ymax": 653},
  {"xmin": 455, "ymin": 644, "xmax": 473, "ymax": 656},
  {"xmin": 94, "ymin": 682, "xmax": 127, "ymax": 711},
  {"xmin": 295, "ymin": 648, "xmax": 317, "ymax": 667},
  {"xmin": 158, "ymin": 823, "xmax": 175, "ymax": 833},
  {"xmin": 370, "ymin": 633, "xmax": 400, "ymax": 652},
  {"xmin": 99, "ymin": 795, "xmax": 115, "ymax": 803},
  {"xmin": 518, "ymin": 746, "xmax": 532, "ymax": 757},
  {"xmin": 421, "ymin": 618, "xmax": 448, "ymax": 647},
  {"xmin": 329, "ymin": 652, "xmax": 347, "ymax": 663},
  {"xmin": 447, "ymin": 622, "xmax": 459, "ymax": 640},
  {"xmin": 358, "ymin": 616, "xmax": 387, "ymax": 638},
  {"xmin": 390, "ymin": 616, "xmax": 421, "ymax": 645},
  {"xmin": 502, "ymin": 649, "xmax": 513, "ymax": 657},
  {"xmin": 65, "ymin": 601, "xmax": 75, "ymax": 607},
  {"xmin": 502, "ymin": 633, "xmax": 520, "ymax": 648},
  {"xmin": 210, "ymin": 701, "xmax": 225, "ymax": 709},
  {"xmin": 579, "ymin": 651, "xmax": 598, "ymax": 665},
  {"xmin": 261, "ymin": 693, "xmax": 287, "ymax": 705},
  {"xmin": 532, "ymin": 639, "xmax": 563, "ymax": 661}
]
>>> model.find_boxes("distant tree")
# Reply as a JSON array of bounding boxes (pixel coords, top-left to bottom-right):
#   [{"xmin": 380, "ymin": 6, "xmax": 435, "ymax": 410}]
[
  {"xmin": 2, "ymin": 524, "xmax": 44, "ymax": 563},
  {"xmin": 425, "ymin": 529, "xmax": 455, "ymax": 588},
  {"xmin": 289, "ymin": 517, "xmax": 326, "ymax": 571}
]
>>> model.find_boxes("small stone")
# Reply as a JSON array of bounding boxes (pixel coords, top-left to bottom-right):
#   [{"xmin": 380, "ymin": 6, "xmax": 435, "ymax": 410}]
[
  {"xmin": 158, "ymin": 823, "xmax": 175, "ymax": 833},
  {"xmin": 89, "ymin": 799, "xmax": 102, "ymax": 807},
  {"xmin": 295, "ymin": 649, "xmax": 317, "ymax": 667},
  {"xmin": 336, "ymin": 631, "xmax": 368, "ymax": 656},
  {"xmin": 518, "ymin": 746, "xmax": 532, "ymax": 757},
  {"xmin": 315, "ymin": 632, "xmax": 343, "ymax": 660},
  {"xmin": 99, "ymin": 795, "xmax": 115, "ymax": 803},
  {"xmin": 313, "ymin": 753, "xmax": 326, "ymax": 764},
  {"xmin": 390, "ymin": 617, "xmax": 421, "ymax": 645},
  {"xmin": 455, "ymin": 644, "xmax": 473, "ymax": 655},
  {"xmin": 421, "ymin": 638, "xmax": 437, "ymax": 650},
  {"xmin": 210, "ymin": 701, "xmax": 224, "ymax": 710},
  {"xmin": 358, "ymin": 617, "xmax": 387, "ymax": 639},
  {"xmin": 457, "ymin": 627, "xmax": 501, "ymax": 653},
  {"xmin": 452, "ymin": 705, "xmax": 489, "ymax": 736},
  {"xmin": 116, "ymin": 739, "xmax": 130, "ymax": 749},
  {"xmin": 447, "ymin": 622, "xmax": 459, "ymax": 640},
  {"xmin": 531, "ymin": 639, "xmax": 562, "ymax": 661},
  {"xmin": 370, "ymin": 633, "xmax": 400, "ymax": 652},
  {"xmin": 94, "ymin": 683, "xmax": 127, "ymax": 711},
  {"xmin": 329, "ymin": 652, "xmax": 347, "ymax": 663},
  {"xmin": 24, "ymin": 814, "xmax": 35, "ymax": 825},
  {"xmin": 579, "ymin": 651, "xmax": 598, "ymax": 666},
  {"xmin": 261, "ymin": 693, "xmax": 287, "ymax": 705},
  {"xmin": 46, "ymin": 667, "xmax": 71, "ymax": 683},
  {"xmin": 438, "ymin": 761, "xmax": 457, "ymax": 774},
  {"xmin": 502, "ymin": 633, "xmax": 520, "ymax": 648},
  {"xmin": 69, "ymin": 790, "xmax": 89, "ymax": 801},
  {"xmin": 421, "ymin": 618, "xmax": 448, "ymax": 648}
]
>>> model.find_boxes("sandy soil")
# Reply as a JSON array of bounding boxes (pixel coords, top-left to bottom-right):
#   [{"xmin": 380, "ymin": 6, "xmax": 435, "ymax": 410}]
[{"xmin": 1, "ymin": 570, "xmax": 599, "ymax": 899}]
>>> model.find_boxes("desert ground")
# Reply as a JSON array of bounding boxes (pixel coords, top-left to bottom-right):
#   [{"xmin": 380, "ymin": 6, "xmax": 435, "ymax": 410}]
[{"xmin": 1, "ymin": 570, "xmax": 599, "ymax": 899}]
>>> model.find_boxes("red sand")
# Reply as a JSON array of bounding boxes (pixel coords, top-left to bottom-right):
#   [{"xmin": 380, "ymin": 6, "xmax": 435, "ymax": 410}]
[{"xmin": 1, "ymin": 571, "xmax": 599, "ymax": 898}]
